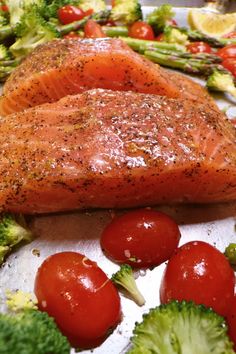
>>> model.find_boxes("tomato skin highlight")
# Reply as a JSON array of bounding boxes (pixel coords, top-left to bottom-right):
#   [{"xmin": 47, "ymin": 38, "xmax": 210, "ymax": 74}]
[
  {"xmin": 217, "ymin": 44, "xmax": 236, "ymax": 59},
  {"xmin": 160, "ymin": 241, "xmax": 235, "ymax": 316},
  {"xmin": 84, "ymin": 19, "xmax": 106, "ymax": 38},
  {"xmin": 222, "ymin": 58, "xmax": 236, "ymax": 77},
  {"xmin": 128, "ymin": 21, "xmax": 155, "ymax": 40},
  {"xmin": 34, "ymin": 252, "xmax": 121, "ymax": 349},
  {"xmin": 226, "ymin": 295, "xmax": 236, "ymax": 350},
  {"xmin": 100, "ymin": 209, "xmax": 181, "ymax": 267},
  {"xmin": 187, "ymin": 41, "xmax": 212, "ymax": 54},
  {"xmin": 58, "ymin": 5, "xmax": 86, "ymax": 25}
]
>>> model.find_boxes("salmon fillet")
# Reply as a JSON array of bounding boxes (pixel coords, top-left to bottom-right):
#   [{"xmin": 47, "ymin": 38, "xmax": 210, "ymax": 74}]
[
  {"xmin": 0, "ymin": 89, "xmax": 235, "ymax": 214},
  {"xmin": 0, "ymin": 38, "xmax": 216, "ymax": 116}
]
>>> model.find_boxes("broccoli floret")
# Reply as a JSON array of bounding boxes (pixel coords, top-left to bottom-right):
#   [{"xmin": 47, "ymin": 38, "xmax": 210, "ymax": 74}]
[
  {"xmin": 224, "ymin": 243, "xmax": 236, "ymax": 266},
  {"xmin": 111, "ymin": 264, "xmax": 145, "ymax": 306},
  {"xmin": 128, "ymin": 300, "xmax": 235, "ymax": 354},
  {"xmin": 0, "ymin": 213, "xmax": 33, "ymax": 265},
  {"xmin": 164, "ymin": 26, "xmax": 189, "ymax": 45},
  {"xmin": 10, "ymin": 6, "xmax": 59, "ymax": 59},
  {"xmin": 0, "ymin": 44, "xmax": 10, "ymax": 60},
  {"xmin": 146, "ymin": 4, "xmax": 175, "ymax": 34},
  {"xmin": 110, "ymin": 0, "xmax": 142, "ymax": 25},
  {"xmin": 78, "ymin": 0, "xmax": 106, "ymax": 13},
  {"xmin": 0, "ymin": 290, "xmax": 70, "ymax": 354},
  {"xmin": 207, "ymin": 70, "xmax": 236, "ymax": 99},
  {"xmin": 0, "ymin": 12, "xmax": 8, "ymax": 26},
  {"xmin": 5, "ymin": 0, "xmax": 45, "ymax": 26}
]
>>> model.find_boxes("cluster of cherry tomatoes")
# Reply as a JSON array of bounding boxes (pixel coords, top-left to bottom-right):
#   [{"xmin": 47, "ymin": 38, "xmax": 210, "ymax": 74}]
[{"xmin": 34, "ymin": 208, "xmax": 236, "ymax": 351}]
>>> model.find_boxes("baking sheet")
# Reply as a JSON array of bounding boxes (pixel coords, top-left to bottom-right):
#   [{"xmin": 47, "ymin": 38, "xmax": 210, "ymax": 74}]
[{"xmin": 0, "ymin": 5, "xmax": 236, "ymax": 354}]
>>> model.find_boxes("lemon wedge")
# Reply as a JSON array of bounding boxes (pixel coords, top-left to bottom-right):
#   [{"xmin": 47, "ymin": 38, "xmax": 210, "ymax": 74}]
[{"xmin": 188, "ymin": 9, "xmax": 236, "ymax": 38}]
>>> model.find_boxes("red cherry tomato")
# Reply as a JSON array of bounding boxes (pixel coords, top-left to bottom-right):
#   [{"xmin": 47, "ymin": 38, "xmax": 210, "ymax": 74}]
[
  {"xmin": 84, "ymin": 8, "xmax": 93, "ymax": 16},
  {"xmin": 100, "ymin": 209, "xmax": 181, "ymax": 267},
  {"xmin": 187, "ymin": 41, "xmax": 212, "ymax": 54},
  {"xmin": 217, "ymin": 44, "xmax": 236, "ymax": 59},
  {"xmin": 222, "ymin": 58, "xmax": 236, "ymax": 77},
  {"xmin": 160, "ymin": 241, "xmax": 235, "ymax": 316},
  {"xmin": 63, "ymin": 31, "xmax": 81, "ymax": 39},
  {"xmin": 84, "ymin": 19, "xmax": 106, "ymax": 38},
  {"xmin": 227, "ymin": 295, "xmax": 236, "ymax": 350},
  {"xmin": 34, "ymin": 252, "xmax": 121, "ymax": 349},
  {"xmin": 128, "ymin": 21, "xmax": 155, "ymax": 40},
  {"xmin": 0, "ymin": 4, "xmax": 8, "ymax": 11},
  {"xmin": 58, "ymin": 5, "xmax": 86, "ymax": 25},
  {"xmin": 223, "ymin": 31, "xmax": 236, "ymax": 39},
  {"xmin": 155, "ymin": 33, "xmax": 165, "ymax": 41}
]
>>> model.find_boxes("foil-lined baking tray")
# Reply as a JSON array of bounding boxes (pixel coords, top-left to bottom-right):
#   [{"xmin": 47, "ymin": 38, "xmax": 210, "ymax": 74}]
[{"xmin": 0, "ymin": 5, "xmax": 235, "ymax": 354}]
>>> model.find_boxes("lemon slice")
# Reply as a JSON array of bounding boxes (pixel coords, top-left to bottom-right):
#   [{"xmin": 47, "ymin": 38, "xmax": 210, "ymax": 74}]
[{"xmin": 188, "ymin": 9, "xmax": 236, "ymax": 38}]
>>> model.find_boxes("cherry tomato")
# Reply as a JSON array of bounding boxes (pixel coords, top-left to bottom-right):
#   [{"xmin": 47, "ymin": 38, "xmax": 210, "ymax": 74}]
[
  {"xmin": 63, "ymin": 31, "xmax": 81, "ymax": 39},
  {"xmin": 155, "ymin": 33, "xmax": 165, "ymax": 41},
  {"xmin": 84, "ymin": 19, "xmax": 106, "ymax": 38},
  {"xmin": 160, "ymin": 241, "xmax": 235, "ymax": 316},
  {"xmin": 84, "ymin": 8, "xmax": 93, "ymax": 16},
  {"xmin": 34, "ymin": 252, "xmax": 121, "ymax": 349},
  {"xmin": 0, "ymin": 4, "xmax": 8, "ymax": 11},
  {"xmin": 222, "ymin": 58, "xmax": 236, "ymax": 77},
  {"xmin": 227, "ymin": 295, "xmax": 236, "ymax": 350},
  {"xmin": 187, "ymin": 41, "xmax": 212, "ymax": 54},
  {"xmin": 128, "ymin": 21, "xmax": 155, "ymax": 40},
  {"xmin": 223, "ymin": 31, "xmax": 236, "ymax": 39},
  {"xmin": 100, "ymin": 209, "xmax": 181, "ymax": 267},
  {"xmin": 217, "ymin": 44, "xmax": 236, "ymax": 59},
  {"xmin": 58, "ymin": 5, "xmax": 86, "ymax": 25}
]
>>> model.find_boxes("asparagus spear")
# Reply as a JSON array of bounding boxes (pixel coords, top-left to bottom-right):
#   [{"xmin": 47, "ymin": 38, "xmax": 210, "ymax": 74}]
[
  {"xmin": 121, "ymin": 36, "xmax": 186, "ymax": 53},
  {"xmin": 144, "ymin": 50, "xmax": 224, "ymax": 76},
  {"xmin": 172, "ymin": 26, "xmax": 236, "ymax": 48}
]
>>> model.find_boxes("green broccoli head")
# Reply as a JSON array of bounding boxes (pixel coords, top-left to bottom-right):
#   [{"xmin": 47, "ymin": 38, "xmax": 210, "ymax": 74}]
[
  {"xmin": 78, "ymin": 0, "xmax": 106, "ymax": 12},
  {"xmin": 207, "ymin": 70, "xmax": 236, "ymax": 99},
  {"xmin": 146, "ymin": 4, "xmax": 175, "ymax": 34},
  {"xmin": 112, "ymin": 264, "xmax": 145, "ymax": 306},
  {"xmin": 164, "ymin": 26, "xmax": 189, "ymax": 45},
  {"xmin": 128, "ymin": 300, "xmax": 235, "ymax": 354},
  {"xmin": 110, "ymin": 0, "xmax": 142, "ymax": 25},
  {"xmin": 5, "ymin": 0, "xmax": 45, "ymax": 25},
  {"xmin": 0, "ymin": 309, "xmax": 70, "ymax": 354},
  {"xmin": 0, "ymin": 214, "xmax": 33, "ymax": 265},
  {"xmin": 10, "ymin": 6, "xmax": 59, "ymax": 58}
]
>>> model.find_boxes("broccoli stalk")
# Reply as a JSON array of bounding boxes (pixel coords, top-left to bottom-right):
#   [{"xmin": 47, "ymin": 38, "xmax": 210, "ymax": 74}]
[
  {"xmin": 0, "ymin": 290, "xmax": 70, "ymax": 354},
  {"xmin": 110, "ymin": 0, "xmax": 142, "ymax": 25},
  {"xmin": 111, "ymin": 264, "xmax": 145, "ymax": 306},
  {"xmin": 0, "ymin": 213, "xmax": 33, "ymax": 265},
  {"xmin": 128, "ymin": 300, "xmax": 235, "ymax": 354},
  {"xmin": 146, "ymin": 4, "xmax": 175, "ymax": 34},
  {"xmin": 207, "ymin": 70, "xmax": 236, "ymax": 99}
]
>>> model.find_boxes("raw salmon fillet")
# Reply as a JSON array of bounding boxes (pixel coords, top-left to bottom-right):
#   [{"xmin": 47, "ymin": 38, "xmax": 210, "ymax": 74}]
[
  {"xmin": 0, "ymin": 38, "xmax": 216, "ymax": 116},
  {"xmin": 0, "ymin": 89, "xmax": 235, "ymax": 214}
]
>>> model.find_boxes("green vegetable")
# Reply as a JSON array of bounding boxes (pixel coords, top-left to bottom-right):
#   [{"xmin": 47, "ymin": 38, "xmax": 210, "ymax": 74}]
[
  {"xmin": 121, "ymin": 36, "xmax": 185, "ymax": 53},
  {"xmin": 0, "ymin": 44, "xmax": 10, "ymax": 60},
  {"xmin": 128, "ymin": 300, "xmax": 235, "ymax": 354},
  {"xmin": 110, "ymin": 0, "xmax": 142, "ymax": 25},
  {"xmin": 144, "ymin": 49, "xmax": 222, "ymax": 75},
  {"xmin": 0, "ymin": 290, "xmax": 70, "ymax": 354},
  {"xmin": 224, "ymin": 243, "xmax": 236, "ymax": 266},
  {"xmin": 146, "ymin": 4, "xmax": 175, "ymax": 34},
  {"xmin": 111, "ymin": 264, "xmax": 145, "ymax": 306},
  {"xmin": 10, "ymin": 6, "xmax": 59, "ymax": 59},
  {"xmin": 102, "ymin": 25, "xmax": 129, "ymax": 37},
  {"xmin": 164, "ymin": 26, "xmax": 189, "ymax": 46},
  {"xmin": 5, "ymin": 0, "xmax": 45, "ymax": 26},
  {"xmin": 207, "ymin": 70, "xmax": 236, "ymax": 99},
  {"xmin": 0, "ymin": 213, "xmax": 33, "ymax": 265},
  {"xmin": 78, "ymin": 0, "xmax": 106, "ymax": 13}
]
